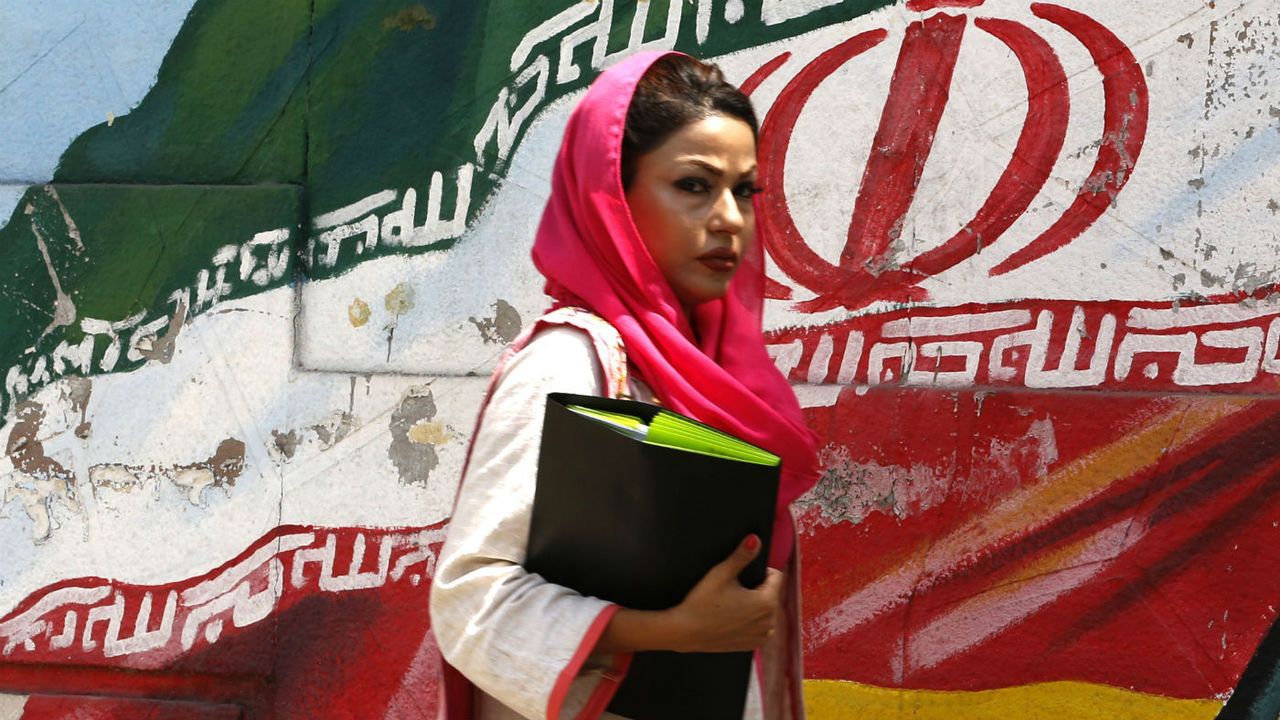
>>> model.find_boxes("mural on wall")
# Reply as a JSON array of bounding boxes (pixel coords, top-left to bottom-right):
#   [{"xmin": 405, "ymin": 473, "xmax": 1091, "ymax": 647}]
[{"xmin": 1, "ymin": 0, "xmax": 1278, "ymax": 718}]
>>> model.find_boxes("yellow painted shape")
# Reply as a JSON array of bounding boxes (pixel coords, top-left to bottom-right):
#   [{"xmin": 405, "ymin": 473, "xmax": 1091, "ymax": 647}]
[
  {"xmin": 804, "ymin": 679, "xmax": 1223, "ymax": 720},
  {"xmin": 385, "ymin": 282, "xmax": 415, "ymax": 316},
  {"xmin": 408, "ymin": 420, "xmax": 452, "ymax": 445},
  {"xmin": 348, "ymin": 297, "xmax": 371, "ymax": 327}
]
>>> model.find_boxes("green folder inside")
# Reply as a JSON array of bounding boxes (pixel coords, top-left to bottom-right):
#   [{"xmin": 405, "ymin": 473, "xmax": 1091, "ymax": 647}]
[{"xmin": 567, "ymin": 405, "xmax": 781, "ymax": 467}]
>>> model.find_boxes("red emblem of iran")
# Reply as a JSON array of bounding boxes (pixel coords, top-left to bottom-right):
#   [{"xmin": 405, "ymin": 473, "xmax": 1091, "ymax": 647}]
[{"xmin": 744, "ymin": 0, "xmax": 1149, "ymax": 312}]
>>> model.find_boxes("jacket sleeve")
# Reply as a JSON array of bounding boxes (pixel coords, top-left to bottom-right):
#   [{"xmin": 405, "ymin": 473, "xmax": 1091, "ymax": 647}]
[{"xmin": 429, "ymin": 327, "xmax": 631, "ymax": 720}]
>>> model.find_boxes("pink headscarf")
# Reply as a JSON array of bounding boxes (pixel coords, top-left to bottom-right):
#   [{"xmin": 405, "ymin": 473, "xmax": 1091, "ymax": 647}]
[{"xmin": 531, "ymin": 50, "xmax": 820, "ymax": 569}]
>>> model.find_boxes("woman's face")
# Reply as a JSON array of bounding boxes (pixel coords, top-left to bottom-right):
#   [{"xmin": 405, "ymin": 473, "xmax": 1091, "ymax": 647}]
[{"xmin": 625, "ymin": 113, "xmax": 759, "ymax": 310}]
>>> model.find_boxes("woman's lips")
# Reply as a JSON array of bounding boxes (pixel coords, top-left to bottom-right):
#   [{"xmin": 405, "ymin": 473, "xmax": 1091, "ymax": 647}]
[{"xmin": 698, "ymin": 249, "xmax": 738, "ymax": 272}]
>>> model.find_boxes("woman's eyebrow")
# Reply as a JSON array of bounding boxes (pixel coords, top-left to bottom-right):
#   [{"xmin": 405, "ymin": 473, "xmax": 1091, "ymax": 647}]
[{"xmin": 680, "ymin": 158, "xmax": 758, "ymax": 178}]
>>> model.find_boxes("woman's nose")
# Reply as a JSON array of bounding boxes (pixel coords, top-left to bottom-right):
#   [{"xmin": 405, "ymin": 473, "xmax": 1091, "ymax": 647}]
[{"xmin": 709, "ymin": 189, "xmax": 745, "ymax": 235}]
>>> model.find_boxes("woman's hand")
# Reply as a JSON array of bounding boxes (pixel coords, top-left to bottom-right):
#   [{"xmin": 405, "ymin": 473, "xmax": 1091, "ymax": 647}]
[
  {"xmin": 664, "ymin": 534, "xmax": 782, "ymax": 653},
  {"xmin": 595, "ymin": 534, "xmax": 783, "ymax": 655}
]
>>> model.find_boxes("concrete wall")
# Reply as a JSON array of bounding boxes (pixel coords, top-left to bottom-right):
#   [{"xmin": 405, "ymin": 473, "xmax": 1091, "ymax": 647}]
[{"xmin": 1, "ymin": 0, "xmax": 1278, "ymax": 717}]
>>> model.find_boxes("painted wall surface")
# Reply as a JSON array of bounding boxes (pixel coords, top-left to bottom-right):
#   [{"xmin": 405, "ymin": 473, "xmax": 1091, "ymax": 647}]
[{"xmin": 1, "ymin": 0, "xmax": 1278, "ymax": 718}]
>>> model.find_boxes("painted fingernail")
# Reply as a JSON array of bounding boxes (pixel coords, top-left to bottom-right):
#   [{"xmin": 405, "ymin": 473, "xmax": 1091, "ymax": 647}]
[{"xmin": 745, "ymin": 534, "xmax": 761, "ymax": 552}]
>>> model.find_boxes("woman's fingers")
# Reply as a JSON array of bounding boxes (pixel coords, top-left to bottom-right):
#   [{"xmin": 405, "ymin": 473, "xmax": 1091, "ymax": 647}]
[
  {"xmin": 663, "ymin": 535, "xmax": 784, "ymax": 652},
  {"xmin": 709, "ymin": 533, "xmax": 762, "ymax": 584}
]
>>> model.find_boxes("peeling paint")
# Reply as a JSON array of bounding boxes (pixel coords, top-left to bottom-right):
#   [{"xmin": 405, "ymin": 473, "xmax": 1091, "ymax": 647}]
[
  {"xmin": 135, "ymin": 299, "xmax": 187, "ymax": 364},
  {"xmin": 25, "ymin": 206, "xmax": 77, "ymax": 340},
  {"xmin": 175, "ymin": 438, "xmax": 245, "ymax": 505},
  {"xmin": 43, "ymin": 186, "xmax": 83, "ymax": 251},
  {"xmin": 60, "ymin": 376, "xmax": 92, "ymax": 438},
  {"xmin": 388, "ymin": 385, "xmax": 439, "ymax": 486},
  {"xmin": 3, "ymin": 401, "xmax": 80, "ymax": 541},
  {"xmin": 467, "ymin": 298, "xmax": 522, "ymax": 344},
  {"xmin": 1229, "ymin": 262, "xmax": 1280, "ymax": 295},
  {"xmin": 88, "ymin": 438, "xmax": 245, "ymax": 507},
  {"xmin": 1203, "ymin": 12, "xmax": 1279, "ymax": 118},
  {"xmin": 3, "ymin": 486, "xmax": 62, "ymax": 543},
  {"xmin": 167, "ymin": 464, "xmax": 218, "ymax": 505},
  {"xmin": 87, "ymin": 464, "xmax": 148, "ymax": 493}
]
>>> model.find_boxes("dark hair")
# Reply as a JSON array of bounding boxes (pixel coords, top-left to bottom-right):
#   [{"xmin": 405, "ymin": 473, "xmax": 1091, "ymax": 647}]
[{"xmin": 621, "ymin": 54, "xmax": 759, "ymax": 188}]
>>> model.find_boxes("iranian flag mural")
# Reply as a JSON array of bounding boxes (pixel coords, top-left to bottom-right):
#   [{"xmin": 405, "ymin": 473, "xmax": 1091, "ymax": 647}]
[{"xmin": 1, "ymin": 0, "xmax": 1278, "ymax": 718}]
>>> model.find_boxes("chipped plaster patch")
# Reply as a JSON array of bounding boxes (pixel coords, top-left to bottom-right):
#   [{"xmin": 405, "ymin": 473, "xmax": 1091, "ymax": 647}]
[
  {"xmin": 388, "ymin": 386, "xmax": 439, "ymax": 486},
  {"xmin": 468, "ymin": 299, "xmax": 522, "ymax": 344},
  {"xmin": 987, "ymin": 417, "xmax": 1060, "ymax": 494},
  {"xmin": 271, "ymin": 429, "xmax": 300, "ymax": 461},
  {"xmin": 796, "ymin": 444, "xmax": 946, "ymax": 531},
  {"xmin": 267, "ymin": 411, "xmax": 357, "ymax": 465},
  {"xmin": 312, "ymin": 411, "xmax": 356, "ymax": 449}
]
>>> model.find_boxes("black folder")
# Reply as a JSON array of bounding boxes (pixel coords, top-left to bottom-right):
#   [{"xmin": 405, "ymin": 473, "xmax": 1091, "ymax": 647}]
[{"xmin": 525, "ymin": 392, "xmax": 781, "ymax": 720}]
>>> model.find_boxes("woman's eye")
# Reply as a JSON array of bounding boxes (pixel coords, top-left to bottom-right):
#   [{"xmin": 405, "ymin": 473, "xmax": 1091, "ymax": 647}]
[
  {"xmin": 675, "ymin": 177, "xmax": 710, "ymax": 193},
  {"xmin": 734, "ymin": 183, "xmax": 764, "ymax": 200}
]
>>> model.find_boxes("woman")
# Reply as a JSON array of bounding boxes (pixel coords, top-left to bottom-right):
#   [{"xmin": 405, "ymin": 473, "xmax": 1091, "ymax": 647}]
[{"xmin": 429, "ymin": 50, "xmax": 820, "ymax": 720}]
